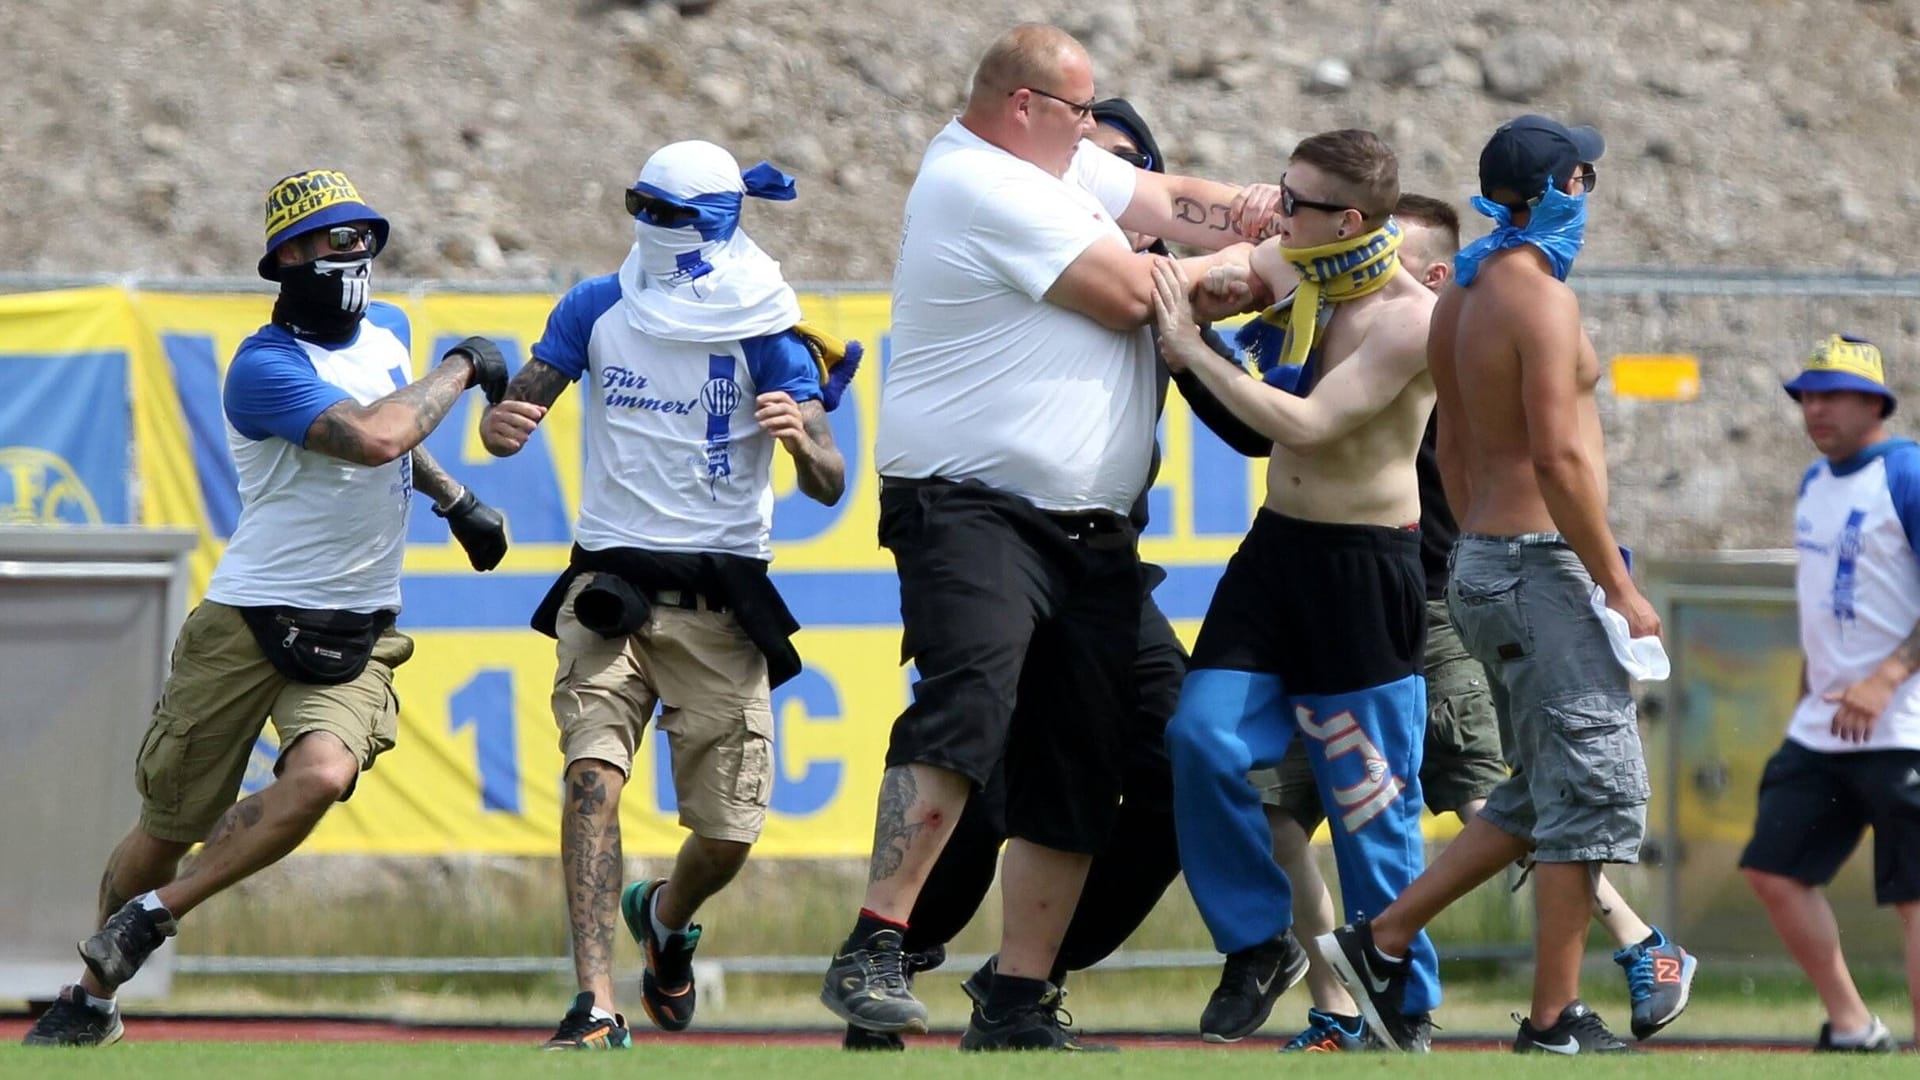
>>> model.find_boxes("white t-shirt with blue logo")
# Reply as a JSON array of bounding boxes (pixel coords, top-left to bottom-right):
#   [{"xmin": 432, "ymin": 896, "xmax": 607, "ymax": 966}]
[
  {"xmin": 1792, "ymin": 438, "xmax": 1920, "ymax": 753},
  {"xmin": 205, "ymin": 303, "xmax": 414, "ymax": 614},
  {"xmin": 531, "ymin": 275, "xmax": 820, "ymax": 560},
  {"xmin": 875, "ymin": 120, "xmax": 1153, "ymax": 515}
]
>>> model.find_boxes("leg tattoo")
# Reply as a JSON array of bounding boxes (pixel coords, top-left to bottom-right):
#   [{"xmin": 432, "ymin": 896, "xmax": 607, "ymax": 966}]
[
  {"xmin": 868, "ymin": 767, "xmax": 926, "ymax": 884},
  {"xmin": 97, "ymin": 867, "xmax": 128, "ymax": 923},
  {"xmin": 177, "ymin": 795, "xmax": 266, "ymax": 882},
  {"xmin": 564, "ymin": 768, "xmax": 621, "ymax": 986}
]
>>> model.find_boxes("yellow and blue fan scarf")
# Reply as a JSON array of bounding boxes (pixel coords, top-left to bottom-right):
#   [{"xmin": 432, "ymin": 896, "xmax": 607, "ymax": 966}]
[
  {"xmin": 790, "ymin": 321, "xmax": 863, "ymax": 412},
  {"xmin": 1235, "ymin": 220, "xmax": 1403, "ymax": 391}
]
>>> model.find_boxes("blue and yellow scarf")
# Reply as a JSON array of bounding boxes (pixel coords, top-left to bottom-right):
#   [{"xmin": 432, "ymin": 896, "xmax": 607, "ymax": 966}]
[{"xmin": 1235, "ymin": 221, "xmax": 1403, "ymax": 389}]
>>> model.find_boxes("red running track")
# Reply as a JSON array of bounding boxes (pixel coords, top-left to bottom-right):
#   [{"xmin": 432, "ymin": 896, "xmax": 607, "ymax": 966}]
[{"xmin": 0, "ymin": 1014, "xmax": 1814, "ymax": 1051}]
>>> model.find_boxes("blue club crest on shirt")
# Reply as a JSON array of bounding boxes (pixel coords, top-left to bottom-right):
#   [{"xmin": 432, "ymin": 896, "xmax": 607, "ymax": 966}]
[{"xmin": 701, "ymin": 375, "xmax": 742, "ymax": 416}]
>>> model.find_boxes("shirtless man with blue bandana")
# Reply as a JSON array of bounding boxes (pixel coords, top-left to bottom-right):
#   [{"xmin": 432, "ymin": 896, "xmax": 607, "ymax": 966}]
[{"xmin": 1320, "ymin": 115, "xmax": 1666, "ymax": 1056}]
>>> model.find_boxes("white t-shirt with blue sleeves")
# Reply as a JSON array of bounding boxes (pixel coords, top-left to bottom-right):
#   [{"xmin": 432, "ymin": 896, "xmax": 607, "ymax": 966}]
[
  {"xmin": 205, "ymin": 301, "xmax": 414, "ymax": 614},
  {"xmin": 1792, "ymin": 437, "xmax": 1920, "ymax": 753},
  {"xmin": 532, "ymin": 274, "xmax": 820, "ymax": 560}
]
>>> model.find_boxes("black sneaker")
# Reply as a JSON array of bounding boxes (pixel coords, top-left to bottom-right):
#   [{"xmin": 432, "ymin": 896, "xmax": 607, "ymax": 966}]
[
  {"xmin": 840, "ymin": 942, "xmax": 944, "ymax": 1050},
  {"xmin": 960, "ymin": 984, "xmax": 1112, "ymax": 1052},
  {"xmin": 904, "ymin": 943, "xmax": 947, "ymax": 976},
  {"xmin": 1512, "ymin": 1000, "xmax": 1632, "ymax": 1055},
  {"xmin": 820, "ymin": 926, "xmax": 928, "ymax": 1034},
  {"xmin": 619, "ymin": 879, "xmax": 701, "ymax": 1032},
  {"xmin": 1316, "ymin": 919, "xmax": 1419, "ymax": 1052},
  {"xmin": 1402, "ymin": 1011, "xmax": 1434, "ymax": 1054},
  {"xmin": 78, "ymin": 899, "xmax": 177, "ymax": 993},
  {"xmin": 21, "ymin": 985, "xmax": 123, "ymax": 1047},
  {"xmin": 843, "ymin": 1025, "xmax": 906, "ymax": 1051},
  {"xmin": 541, "ymin": 991, "xmax": 632, "ymax": 1050},
  {"xmin": 960, "ymin": 955, "xmax": 997, "ymax": 1007},
  {"xmin": 1199, "ymin": 930, "xmax": 1309, "ymax": 1042},
  {"xmin": 1815, "ymin": 1016, "xmax": 1895, "ymax": 1053}
]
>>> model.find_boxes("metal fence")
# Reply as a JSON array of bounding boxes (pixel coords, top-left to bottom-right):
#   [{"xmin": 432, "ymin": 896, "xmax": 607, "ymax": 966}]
[{"xmin": 8, "ymin": 269, "xmax": 1915, "ymax": 986}]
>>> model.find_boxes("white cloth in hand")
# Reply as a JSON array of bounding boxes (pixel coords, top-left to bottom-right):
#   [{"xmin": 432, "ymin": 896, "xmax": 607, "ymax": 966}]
[{"xmin": 1590, "ymin": 585, "xmax": 1670, "ymax": 682}]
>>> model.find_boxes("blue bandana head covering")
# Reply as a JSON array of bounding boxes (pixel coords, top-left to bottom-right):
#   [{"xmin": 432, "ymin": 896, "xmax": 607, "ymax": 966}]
[
  {"xmin": 1452, "ymin": 185, "xmax": 1588, "ymax": 287},
  {"xmin": 617, "ymin": 141, "xmax": 801, "ymax": 343}
]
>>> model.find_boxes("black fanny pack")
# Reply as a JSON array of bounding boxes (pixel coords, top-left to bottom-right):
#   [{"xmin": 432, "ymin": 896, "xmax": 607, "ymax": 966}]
[{"xmin": 238, "ymin": 606, "xmax": 393, "ymax": 686}]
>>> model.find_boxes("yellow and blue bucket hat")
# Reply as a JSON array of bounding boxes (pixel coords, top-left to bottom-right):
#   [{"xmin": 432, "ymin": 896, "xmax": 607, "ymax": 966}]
[
  {"xmin": 1784, "ymin": 334, "xmax": 1895, "ymax": 417},
  {"xmin": 257, "ymin": 169, "xmax": 390, "ymax": 280}
]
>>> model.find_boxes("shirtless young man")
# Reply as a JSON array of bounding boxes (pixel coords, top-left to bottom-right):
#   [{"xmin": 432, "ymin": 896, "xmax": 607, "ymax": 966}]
[
  {"xmin": 1319, "ymin": 115, "xmax": 1662, "ymax": 1055},
  {"xmin": 1150, "ymin": 128, "xmax": 1441, "ymax": 1052}
]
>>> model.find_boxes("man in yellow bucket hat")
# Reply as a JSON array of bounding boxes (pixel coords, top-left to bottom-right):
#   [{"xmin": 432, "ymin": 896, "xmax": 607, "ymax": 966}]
[
  {"xmin": 21, "ymin": 169, "xmax": 511, "ymax": 1048},
  {"xmin": 1741, "ymin": 333, "xmax": 1916, "ymax": 1054}
]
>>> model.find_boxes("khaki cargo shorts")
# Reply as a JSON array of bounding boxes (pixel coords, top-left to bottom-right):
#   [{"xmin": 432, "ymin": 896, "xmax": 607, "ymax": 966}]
[
  {"xmin": 135, "ymin": 601, "xmax": 413, "ymax": 844},
  {"xmin": 551, "ymin": 574, "xmax": 774, "ymax": 844}
]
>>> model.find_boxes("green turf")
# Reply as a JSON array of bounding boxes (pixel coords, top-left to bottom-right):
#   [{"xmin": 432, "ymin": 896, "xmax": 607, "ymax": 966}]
[{"xmin": 0, "ymin": 1044, "xmax": 1913, "ymax": 1080}]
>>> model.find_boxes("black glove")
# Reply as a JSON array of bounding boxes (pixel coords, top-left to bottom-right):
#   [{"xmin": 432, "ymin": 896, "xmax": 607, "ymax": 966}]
[
  {"xmin": 444, "ymin": 335, "xmax": 508, "ymax": 405},
  {"xmin": 433, "ymin": 489, "xmax": 508, "ymax": 572}
]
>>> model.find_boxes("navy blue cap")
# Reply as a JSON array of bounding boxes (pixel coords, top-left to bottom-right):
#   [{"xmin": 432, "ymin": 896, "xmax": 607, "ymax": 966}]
[{"xmin": 1479, "ymin": 115, "xmax": 1605, "ymax": 209}]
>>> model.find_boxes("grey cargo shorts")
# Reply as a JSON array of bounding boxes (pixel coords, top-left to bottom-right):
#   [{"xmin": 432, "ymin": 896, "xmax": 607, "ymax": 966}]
[{"xmin": 1448, "ymin": 534, "xmax": 1649, "ymax": 863}]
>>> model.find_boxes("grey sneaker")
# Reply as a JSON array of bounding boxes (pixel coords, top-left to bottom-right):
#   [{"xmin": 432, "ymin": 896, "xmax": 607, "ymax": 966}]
[
  {"xmin": 1613, "ymin": 926, "xmax": 1697, "ymax": 1039},
  {"xmin": 21, "ymin": 985, "xmax": 124, "ymax": 1047},
  {"xmin": 820, "ymin": 927, "xmax": 928, "ymax": 1034},
  {"xmin": 840, "ymin": 942, "xmax": 945, "ymax": 1050},
  {"xmin": 79, "ymin": 899, "xmax": 177, "ymax": 993}
]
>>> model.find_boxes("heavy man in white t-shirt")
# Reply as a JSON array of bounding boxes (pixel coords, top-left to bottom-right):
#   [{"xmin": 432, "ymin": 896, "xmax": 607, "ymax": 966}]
[
  {"xmin": 24, "ymin": 170, "xmax": 509, "ymax": 1048},
  {"xmin": 1740, "ymin": 335, "xmax": 1920, "ymax": 1054},
  {"xmin": 820, "ymin": 23, "xmax": 1267, "ymax": 1052}
]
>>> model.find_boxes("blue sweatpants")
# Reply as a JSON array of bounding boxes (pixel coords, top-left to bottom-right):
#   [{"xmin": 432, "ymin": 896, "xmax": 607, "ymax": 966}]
[{"xmin": 1167, "ymin": 510, "xmax": 1442, "ymax": 1016}]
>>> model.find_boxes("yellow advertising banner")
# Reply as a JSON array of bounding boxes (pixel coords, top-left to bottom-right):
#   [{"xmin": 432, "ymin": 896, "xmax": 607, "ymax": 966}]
[{"xmin": 6, "ymin": 284, "xmax": 1472, "ymax": 857}]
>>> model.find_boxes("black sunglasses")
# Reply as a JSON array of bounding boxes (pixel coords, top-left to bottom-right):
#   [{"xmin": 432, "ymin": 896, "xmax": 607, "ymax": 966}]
[
  {"xmin": 625, "ymin": 188, "xmax": 700, "ymax": 227},
  {"xmin": 1010, "ymin": 85, "xmax": 1096, "ymax": 119},
  {"xmin": 1110, "ymin": 147, "xmax": 1153, "ymax": 171},
  {"xmin": 321, "ymin": 225, "xmax": 377, "ymax": 254},
  {"xmin": 1574, "ymin": 164, "xmax": 1598, "ymax": 192},
  {"xmin": 1279, "ymin": 174, "xmax": 1358, "ymax": 218}
]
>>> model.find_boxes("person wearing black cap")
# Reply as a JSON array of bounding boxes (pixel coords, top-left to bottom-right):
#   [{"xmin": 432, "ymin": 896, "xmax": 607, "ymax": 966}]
[
  {"xmin": 837, "ymin": 96, "xmax": 1270, "ymax": 1053},
  {"xmin": 22, "ymin": 169, "xmax": 510, "ymax": 1049},
  {"xmin": 1318, "ymin": 115, "xmax": 1655, "ymax": 1055},
  {"xmin": 1739, "ymin": 334, "xmax": 1917, "ymax": 1054}
]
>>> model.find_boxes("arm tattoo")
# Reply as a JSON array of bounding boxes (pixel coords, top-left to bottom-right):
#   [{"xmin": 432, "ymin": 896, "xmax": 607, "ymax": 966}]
[
  {"xmin": 790, "ymin": 400, "xmax": 845, "ymax": 505},
  {"xmin": 1173, "ymin": 196, "xmax": 1234, "ymax": 233},
  {"xmin": 1891, "ymin": 620, "xmax": 1920, "ymax": 672},
  {"xmin": 867, "ymin": 766, "xmax": 925, "ymax": 884},
  {"xmin": 410, "ymin": 447, "xmax": 466, "ymax": 510},
  {"xmin": 504, "ymin": 358, "xmax": 572, "ymax": 408},
  {"xmin": 563, "ymin": 768, "xmax": 621, "ymax": 987},
  {"xmin": 304, "ymin": 361, "xmax": 470, "ymax": 465}
]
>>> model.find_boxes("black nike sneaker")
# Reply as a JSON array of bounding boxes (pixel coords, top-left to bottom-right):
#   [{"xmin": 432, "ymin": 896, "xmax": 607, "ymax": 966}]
[
  {"xmin": 1199, "ymin": 930, "xmax": 1309, "ymax": 1042},
  {"xmin": 1512, "ymin": 1000, "xmax": 1633, "ymax": 1055}
]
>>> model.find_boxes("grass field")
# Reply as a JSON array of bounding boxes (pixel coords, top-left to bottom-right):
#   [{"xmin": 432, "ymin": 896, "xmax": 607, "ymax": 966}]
[{"xmin": 0, "ymin": 1043, "xmax": 1915, "ymax": 1080}]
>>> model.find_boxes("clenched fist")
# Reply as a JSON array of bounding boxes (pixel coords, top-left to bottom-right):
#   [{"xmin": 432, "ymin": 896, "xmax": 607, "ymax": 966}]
[{"xmin": 480, "ymin": 400, "xmax": 547, "ymax": 457}]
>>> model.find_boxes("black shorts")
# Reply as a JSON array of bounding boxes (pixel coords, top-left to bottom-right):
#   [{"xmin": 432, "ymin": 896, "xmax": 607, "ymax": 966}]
[
  {"xmin": 881, "ymin": 478, "xmax": 1144, "ymax": 853},
  {"xmin": 1738, "ymin": 740, "xmax": 1920, "ymax": 905},
  {"xmin": 1190, "ymin": 509, "xmax": 1425, "ymax": 692}
]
